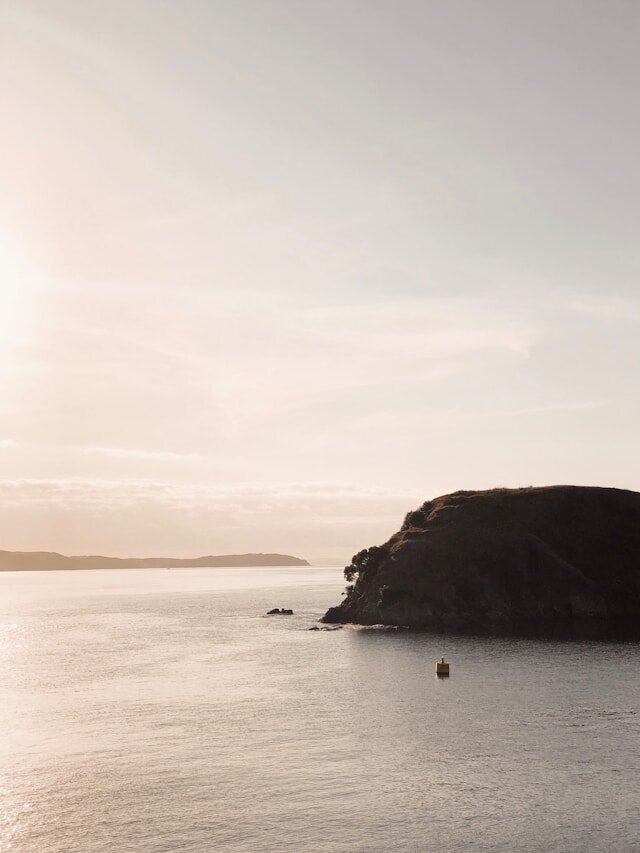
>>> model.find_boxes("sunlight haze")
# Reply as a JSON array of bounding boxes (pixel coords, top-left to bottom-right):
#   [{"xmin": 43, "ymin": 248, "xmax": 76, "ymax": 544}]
[{"xmin": 1, "ymin": 0, "xmax": 638, "ymax": 563}]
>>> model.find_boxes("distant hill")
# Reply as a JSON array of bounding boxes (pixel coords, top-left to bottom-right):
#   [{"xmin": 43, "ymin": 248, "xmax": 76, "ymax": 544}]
[
  {"xmin": 322, "ymin": 485, "xmax": 640, "ymax": 636},
  {"xmin": 0, "ymin": 551, "xmax": 310, "ymax": 571}
]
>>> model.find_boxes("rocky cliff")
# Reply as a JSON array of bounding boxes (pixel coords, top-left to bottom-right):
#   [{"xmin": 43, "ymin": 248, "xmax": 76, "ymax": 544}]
[{"xmin": 322, "ymin": 486, "xmax": 640, "ymax": 635}]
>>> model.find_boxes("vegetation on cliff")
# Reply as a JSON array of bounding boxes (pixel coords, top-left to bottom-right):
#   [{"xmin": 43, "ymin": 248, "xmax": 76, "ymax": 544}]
[{"xmin": 323, "ymin": 486, "xmax": 640, "ymax": 634}]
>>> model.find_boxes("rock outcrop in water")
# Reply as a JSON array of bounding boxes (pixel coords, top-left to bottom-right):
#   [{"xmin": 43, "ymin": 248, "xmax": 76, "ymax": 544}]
[{"xmin": 322, "ymin": 486, "xmax": 640, "ymax": 635}]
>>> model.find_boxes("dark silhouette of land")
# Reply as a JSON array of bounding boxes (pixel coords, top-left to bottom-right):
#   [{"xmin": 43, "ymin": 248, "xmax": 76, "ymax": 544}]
[
  {"xmin": 323, "ymin": 485, "xmax": 640, "ymax": 636},
  {"xmin": 0, "ymin": 551, "xmax": 309, "ymax": 571}
]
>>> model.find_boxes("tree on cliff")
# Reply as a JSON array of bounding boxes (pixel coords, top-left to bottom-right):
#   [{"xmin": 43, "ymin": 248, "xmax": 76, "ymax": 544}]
[{"xmin": 344, "ymin": 545, "xmax": 388, "ymax": 583}]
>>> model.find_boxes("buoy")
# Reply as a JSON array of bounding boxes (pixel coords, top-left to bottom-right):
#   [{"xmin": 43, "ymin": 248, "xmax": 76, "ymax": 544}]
[{"xmin": 436, "ymin": 657, "xmax": 450, "ymax": 677}]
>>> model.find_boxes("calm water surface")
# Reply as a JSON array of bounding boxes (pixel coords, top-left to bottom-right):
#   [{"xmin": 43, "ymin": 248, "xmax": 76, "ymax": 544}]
[{"xmin": 1, "ymin": 567, "xmax": 639, "ymax": 853}]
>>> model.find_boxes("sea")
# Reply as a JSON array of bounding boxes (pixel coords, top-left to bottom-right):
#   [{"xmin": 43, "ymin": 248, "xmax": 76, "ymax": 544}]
[{"xmin": 1, "ymin": 566, "xmax": 639, "ymax": 853}]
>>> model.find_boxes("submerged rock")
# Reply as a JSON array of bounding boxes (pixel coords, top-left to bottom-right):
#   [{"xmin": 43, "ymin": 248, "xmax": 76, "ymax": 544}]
[
  {"xmin": 322, "ymin": 486, "xmax": 640, "ymax": 636},
  {"xmin": 266, "ymin": 607, "xmax": 294, "ymax": 615}
]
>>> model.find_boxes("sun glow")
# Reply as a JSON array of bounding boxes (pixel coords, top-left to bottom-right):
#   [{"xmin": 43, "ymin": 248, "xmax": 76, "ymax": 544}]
[{"xmin": 0, "ymin": 232, "xmax": 37, "ymax": 350}]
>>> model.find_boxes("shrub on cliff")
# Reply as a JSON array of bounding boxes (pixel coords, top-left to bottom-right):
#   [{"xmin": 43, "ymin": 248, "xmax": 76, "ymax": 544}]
[{"xmin": 344, "ymin": 545, "xmax": 389, "ymax": 583}]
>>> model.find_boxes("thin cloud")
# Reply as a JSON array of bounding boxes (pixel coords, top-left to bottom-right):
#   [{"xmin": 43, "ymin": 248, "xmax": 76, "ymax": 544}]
[
  {"xmin": 558, "ymin": 294, "xmax": 640, "ymax": 321},
  {"xmin": 0, "ymin": 477, "xmax": 419, "ymax": 562},
  {"xmin": 0, "ymin": 476, "xmax": 419, "ymax": 515},
  {"xmin": 343, "ymin": 401, "xmax": 605, "ymax": 435},
  {"xmin": 0, "ymin": 439, "xmax": 16, "ymax": 449},
  {"xmin": 83, "ymin": 445, "xmax": 203, "ymax": 462},
  {"xmin": 465, "ymin": 401, "xmax": 606, "ymax": 420}
]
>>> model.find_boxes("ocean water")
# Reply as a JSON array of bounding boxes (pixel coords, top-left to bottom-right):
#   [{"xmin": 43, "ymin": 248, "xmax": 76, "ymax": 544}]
[{"xmin": 1, "ymin": 567, "xmax": 639, "ymax": 853}]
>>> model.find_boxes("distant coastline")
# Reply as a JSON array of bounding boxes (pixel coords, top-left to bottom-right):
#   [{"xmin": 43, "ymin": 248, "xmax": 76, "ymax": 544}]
[{"xmin": 0, "ymin": 550, "xmax": 310, "ymax": 571}]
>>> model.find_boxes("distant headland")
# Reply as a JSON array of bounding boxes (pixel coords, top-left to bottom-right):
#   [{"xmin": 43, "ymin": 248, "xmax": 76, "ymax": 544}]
[
  {"xmin": 322, "ymin": 485, "xmax": 640, "ymax": 636},
  {"xmin": 0, "ymin": 551, "xmax": 310, "ymax": 571}
]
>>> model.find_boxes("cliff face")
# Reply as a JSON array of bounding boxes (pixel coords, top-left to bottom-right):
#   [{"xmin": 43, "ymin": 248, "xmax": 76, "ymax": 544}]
[{"xmin": 322, "ymin": 486, "xmax": 640, "ymax": 634}]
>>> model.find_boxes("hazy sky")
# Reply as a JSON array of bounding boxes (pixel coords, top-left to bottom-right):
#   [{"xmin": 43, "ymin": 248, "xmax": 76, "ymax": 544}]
[{"xmin": 1, "ymin": 0, "xmax": 638, "ymax": 563}]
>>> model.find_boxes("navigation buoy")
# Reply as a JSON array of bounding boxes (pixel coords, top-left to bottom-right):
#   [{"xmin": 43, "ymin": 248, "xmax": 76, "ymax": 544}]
[{"xmin": 436, "ymin": 657, "xmax": 450, "ymax": 677}]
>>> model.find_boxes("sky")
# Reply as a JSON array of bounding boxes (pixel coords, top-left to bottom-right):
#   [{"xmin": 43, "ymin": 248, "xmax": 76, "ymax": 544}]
[{"xmin": 0, "ymin": 0, "xmax": 638, "ymax": 564}]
